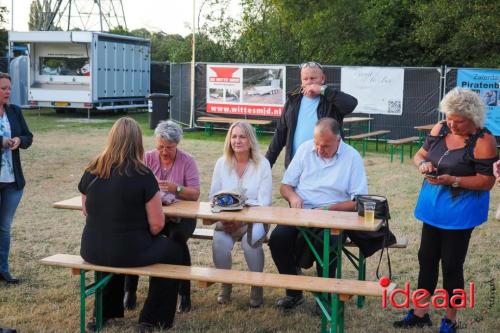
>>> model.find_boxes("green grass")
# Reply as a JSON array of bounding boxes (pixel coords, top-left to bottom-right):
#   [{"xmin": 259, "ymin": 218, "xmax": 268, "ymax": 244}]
[{"xmin": 1, "ymin": 121, "xmax": 499, "ymax": 332}]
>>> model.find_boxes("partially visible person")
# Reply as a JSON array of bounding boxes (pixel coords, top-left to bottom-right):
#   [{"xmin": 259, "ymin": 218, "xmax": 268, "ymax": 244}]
[
  {"xmin": 208, "ymin": 122, "xmax": 272, "ymax": 307},
  {"xmin": 269, "ymin": 117, "xmax": 367, "ymax": 310},
  {"xmin": 0, "ymin": 327, "xmax": 16, "ymax": 333},
  {"xmin": 0, "ymin": 72, "xmax": 33, "ymax": 285},
  {"xmin": 124, "ymin": 120, "xmax": 200, "ymax": 313},
  {"xmin": 493, "ymin": 160, "xmax": 500, "ymax": 220},
  {"xmin": 79, "ymin": 117, "xmax": 184, "ymax": 332},
  {"xmin": 394, "ymin": 88, "xmax": 497, "ymax": 333},
  {"xmin": 265, "ymin": 61, "xmax": 358, "ymax": 169}
]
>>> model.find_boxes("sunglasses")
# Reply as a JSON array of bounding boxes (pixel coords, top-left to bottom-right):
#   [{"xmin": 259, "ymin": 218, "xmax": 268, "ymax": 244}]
[{"xmin": 299, "ymin": 62, "xmax": 324, "ymax": 71}]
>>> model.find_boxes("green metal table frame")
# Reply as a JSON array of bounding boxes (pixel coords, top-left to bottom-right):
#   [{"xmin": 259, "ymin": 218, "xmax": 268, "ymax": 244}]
[
  {"xmin": 298, "ymin": 227, "xmax": 346, "ymax": 333},
  {"xmin": 389, "ymin": 141, "xmax": 418, "ymax": 163},
  {"xmin": 349, "ymin": 135, "xmax": 389, "ymax": 157},
  {"xmin": 78, "ymin": 270, "xmax": 114, "ymax": 333}
]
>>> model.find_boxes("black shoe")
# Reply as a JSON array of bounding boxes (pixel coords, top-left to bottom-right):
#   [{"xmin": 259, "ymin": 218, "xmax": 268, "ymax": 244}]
[
  {"xmin": 393, "ymin": 309, "xmax": 432, "ymax": 328},
  {"xmin": 177, "ymin": 294, "xmax": 191, "ymax": 313},
  {"xmin": 276, "ymin": 295, "xmax": 304, "ymax": 310},
  {"xmin": 138, "ymin": 322, "xmax": 172, "ymax": 333},
  {"xmin": 0, "ymin": 272, "xmax": 19, "ymax": 284},
  {"xmin": 138, "ymin": 322, "xmax": 154, "ymax": 333},
  {"xmin": 0, "ymin": 328, "xmax": 17, "ymax": 333},
  {"xmin": 86, "ymin": 318, "xmax": 109, "ymax": 332},
  {"xmin": 439, "ymin": 317, "xmax": 457, "ymax": 333},
  {"xmin": 124, "ymin": 291, "xmax": 137, "ymax": 310}
]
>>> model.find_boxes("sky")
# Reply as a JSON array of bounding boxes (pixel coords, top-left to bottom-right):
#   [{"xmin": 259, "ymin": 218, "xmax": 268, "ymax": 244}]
[{"xmin": 2, "ymin": 0, "xmax": 240, "ymax": 36}]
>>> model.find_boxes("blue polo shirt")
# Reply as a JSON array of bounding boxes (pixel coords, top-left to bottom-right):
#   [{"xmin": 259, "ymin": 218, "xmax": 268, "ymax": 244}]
[{"xmin": 282, "ymin": 139, "xmax": 368, "ymax": 209}]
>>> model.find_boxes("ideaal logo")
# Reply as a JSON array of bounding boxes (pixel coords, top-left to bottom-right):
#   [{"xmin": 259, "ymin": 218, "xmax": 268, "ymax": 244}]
[
  {"xmin": 379, "ymin": 276, "xmax": 475, "ymax": 309},
  {"xmin": 380, "ymin": 277, "xmax": 496, "ymax": 329}
]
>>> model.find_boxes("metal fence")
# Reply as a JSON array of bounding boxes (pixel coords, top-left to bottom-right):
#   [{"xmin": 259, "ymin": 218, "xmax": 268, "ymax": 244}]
[{"xmin": 170, "ymin": 63, "xmax": 444, "ymax": 139}]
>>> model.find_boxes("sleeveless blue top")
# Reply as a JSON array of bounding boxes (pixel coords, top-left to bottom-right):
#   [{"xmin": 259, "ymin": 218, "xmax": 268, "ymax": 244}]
[{"xmin": 414, "ymin": 122, "xmax": 497, "ymax": 230}]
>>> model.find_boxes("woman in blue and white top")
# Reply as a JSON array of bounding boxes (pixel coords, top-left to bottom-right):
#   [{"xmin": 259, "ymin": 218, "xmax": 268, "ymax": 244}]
[
  {"xmin": 208, "ymin": 121, "xmax": 272, "ymax": 308},
  {"xmin": 394, "ymin": 88, "xmax": 497, "ymax": 333},
  {"xmin": 0, "ymin": 72, "xmax": 33, "ymax": 284}
]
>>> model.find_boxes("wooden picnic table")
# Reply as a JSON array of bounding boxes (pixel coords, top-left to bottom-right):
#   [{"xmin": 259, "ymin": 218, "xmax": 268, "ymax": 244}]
[
  {"xmin": 343, "ymin": 116, "xmax": 373, "ymax": 125},
  {"xmin": 53, "ymin": 196, "xmax": 383, "ymax": 333},
  {"xmin": 414, "ymin": 123, "xmax": 435, "ymax": 144},
  {"xmin": 197, "ymin": 116, "xmax": 272, "ymax": 136},
  {"xmin": 414, "ymin": 124, "xmax": 434, "ymax": 132}
]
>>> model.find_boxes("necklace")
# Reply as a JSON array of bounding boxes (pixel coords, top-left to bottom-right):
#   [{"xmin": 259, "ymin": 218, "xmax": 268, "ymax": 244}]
[{"xmin": 159, "ymin": 151, "xmax": 177, "ymax": 181}]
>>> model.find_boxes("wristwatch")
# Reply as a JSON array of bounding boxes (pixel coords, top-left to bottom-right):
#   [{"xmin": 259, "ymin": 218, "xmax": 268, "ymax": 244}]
[
  {"xmin": 320, "ymin": 85, "xmax": 327, "ymax": 96},
  {"xmin": 451, "ymin": 177, "xmax": 461, "ymax": 188},
  {"xmin": 176, "ymin": 185, "xmax": 185, "ymax": 193}
]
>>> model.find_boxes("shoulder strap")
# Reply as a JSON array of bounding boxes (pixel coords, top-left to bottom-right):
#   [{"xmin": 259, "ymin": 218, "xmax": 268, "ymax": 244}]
[
  {"xmin": 376, "ymin": 219, "xmax": 392, "ymax": 280},
  {"xmin": 86, "ymin": 175, "xmax": 99, "ymax": 192}
]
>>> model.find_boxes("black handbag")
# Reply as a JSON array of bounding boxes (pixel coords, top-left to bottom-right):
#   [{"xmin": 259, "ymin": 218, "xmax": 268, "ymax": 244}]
[{"xmin": 346, "ymin": 195, "xmax": 397, "ymax": 278}]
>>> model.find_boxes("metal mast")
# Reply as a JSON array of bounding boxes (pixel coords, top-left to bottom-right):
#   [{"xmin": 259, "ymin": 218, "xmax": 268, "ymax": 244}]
[{"xmin": 30, "ymin": 0, "xmax": 127, "ymax": 31}]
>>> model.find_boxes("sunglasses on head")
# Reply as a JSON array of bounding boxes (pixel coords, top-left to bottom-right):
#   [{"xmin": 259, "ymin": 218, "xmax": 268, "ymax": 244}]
[{"xmin": 299, "ymin": 62, "xmax": 324, "ymax": 71}]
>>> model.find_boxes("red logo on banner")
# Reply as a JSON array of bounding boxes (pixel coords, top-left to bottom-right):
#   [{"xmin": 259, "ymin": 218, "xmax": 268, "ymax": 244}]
[{"xmin": 209, "ymin": 67, "xmax": 240, "ymax": 83}]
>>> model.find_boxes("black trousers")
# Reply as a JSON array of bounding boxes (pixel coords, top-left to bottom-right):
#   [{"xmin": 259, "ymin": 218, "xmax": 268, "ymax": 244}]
[
  {"xmin": 269, "ymin": 225, "xmax": 342, "ymax": 298},
  {"xmin": 101, "ymin": 236, "xmax": 183, "ymax": 328},
  {"xmin": 125, "ymin": 218, "xmax": 196, "ymax": 297},
  {"xmin": 417, "ymin": 223, "xmax": 474, "ymax": 302}
]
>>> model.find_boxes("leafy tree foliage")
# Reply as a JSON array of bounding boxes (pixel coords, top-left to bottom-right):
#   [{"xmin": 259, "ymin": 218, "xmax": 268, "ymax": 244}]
[
  {"xmin": 0, "ymin": 6, "xmax": 8, "ymax": 56},
  {"xmin": 208, "ymin": 0, "xmax": 500, "ymax": 67}
]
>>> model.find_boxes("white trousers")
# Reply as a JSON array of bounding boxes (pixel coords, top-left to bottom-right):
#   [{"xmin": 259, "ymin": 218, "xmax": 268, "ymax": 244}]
[{"xmin": 212, "ymin": 230, "xmax": 264, "ymax": 272}]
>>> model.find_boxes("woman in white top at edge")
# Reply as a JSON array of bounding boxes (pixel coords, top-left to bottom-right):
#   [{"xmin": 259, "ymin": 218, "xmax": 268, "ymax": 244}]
[{"xmin": 208, "ymin": 121, "xmax": 272, "ymax": 308}]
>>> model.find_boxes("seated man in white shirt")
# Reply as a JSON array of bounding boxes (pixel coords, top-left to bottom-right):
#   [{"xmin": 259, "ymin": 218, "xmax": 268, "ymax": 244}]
[{"xmin": 268, "ymin": 117, "xmax": 368, "ymax": 310}]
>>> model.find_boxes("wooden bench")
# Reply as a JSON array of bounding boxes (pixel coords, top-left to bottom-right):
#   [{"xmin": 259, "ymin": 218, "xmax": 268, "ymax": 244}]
[
  {"xmin": 387, "ymin": 136, "xmax": 420, "ymax": 163},
  {"xmin": 197, "ymin": 116, "xmax": 272, "ymax": 136},
  {"xmin": 41, "ymin": 254, "xmax": 394, "ymax": 333},
  {"xmin": 191, "ymin": 228, "xmax": 407, "ymax": 308},
  {"xmin": 345, "ymin": 130, "xmax": 391, "ymax": 157}
]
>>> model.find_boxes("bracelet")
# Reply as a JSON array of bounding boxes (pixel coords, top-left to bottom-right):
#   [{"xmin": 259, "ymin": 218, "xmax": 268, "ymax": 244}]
[{"xmin": 418, "ymin": 160, "xmax": 427, "ymax": 167}]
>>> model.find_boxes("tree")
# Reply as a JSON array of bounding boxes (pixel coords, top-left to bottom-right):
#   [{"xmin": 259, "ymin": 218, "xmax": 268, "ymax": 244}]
[{"xmin": 0, "ymin": 5, "xmax": 8, "ymax": 57}]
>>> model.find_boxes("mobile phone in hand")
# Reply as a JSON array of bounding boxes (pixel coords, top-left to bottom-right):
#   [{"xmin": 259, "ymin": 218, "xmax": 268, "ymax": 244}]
[{"xmin": 425, "ymin": 172, "xmax": 438, "ymax": 179}]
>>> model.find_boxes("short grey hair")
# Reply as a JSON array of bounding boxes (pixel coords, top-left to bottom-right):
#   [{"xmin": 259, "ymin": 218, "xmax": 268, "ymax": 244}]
[
  {"xmin": 154, "ymin": 120, "xmax": 183, "ymax": 143},
  {"xmin": 316, "ymin": 117, "xmax": 340, "ymax": 136},
  {"xmin": 440, "ymin": 88, "xmax": 485, "ymax": 128}
]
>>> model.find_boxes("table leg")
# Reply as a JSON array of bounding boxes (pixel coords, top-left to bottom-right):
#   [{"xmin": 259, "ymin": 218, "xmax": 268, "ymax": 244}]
[
  {"xmin": 80, "ymin": 270, "xmax": 86, "ymax": 333},
  {"xmin": 321, "ymin": 228, "xmax": 330, "ymax": 333},
  {"xmin": 95, "ymin": 272, "xmax": 104, "ymax": 331}
]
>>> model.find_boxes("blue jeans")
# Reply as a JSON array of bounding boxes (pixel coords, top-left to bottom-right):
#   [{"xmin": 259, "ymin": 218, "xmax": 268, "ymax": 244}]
[{"xmin": 0, "ymin": 182, "xmax": 24, "ymax": 273}]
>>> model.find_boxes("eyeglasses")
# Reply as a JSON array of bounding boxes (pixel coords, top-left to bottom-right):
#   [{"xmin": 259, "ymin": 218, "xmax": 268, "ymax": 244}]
[{"xmin": 299, "ymin": 62, "xmax": 324, "ymax": 71}]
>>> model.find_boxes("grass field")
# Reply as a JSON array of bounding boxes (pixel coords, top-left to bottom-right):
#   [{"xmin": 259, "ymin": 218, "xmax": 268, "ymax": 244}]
[{"xmin": 0, "ymin": 109, "xmax": 498, "ymax": 332}]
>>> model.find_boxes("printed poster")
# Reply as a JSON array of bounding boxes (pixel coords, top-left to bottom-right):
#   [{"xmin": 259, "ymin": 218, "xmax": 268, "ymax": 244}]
[
  {"xmin": 341, "ymin": 67, "xmax": 405, "ymax": 115},
  {"xmin": 456, "ymin": 69, "xmax": 500, "ymax": 135},
  {"xmin": 206, "ymin": 65, "xmax": 286, "ymax": 117}
]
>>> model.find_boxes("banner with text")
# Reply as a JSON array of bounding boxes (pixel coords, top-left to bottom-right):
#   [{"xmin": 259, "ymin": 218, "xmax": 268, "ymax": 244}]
[
  {"xmin": 457, "ymin": 69, "xmax": 500, "ymax": 135},
  {"xmin": 206, "ymin": 65, "xmax": 286, "ymax": 117},
  {"xmin": 341, "ymin": 67, "xmax": 405, "ymax": 115}
]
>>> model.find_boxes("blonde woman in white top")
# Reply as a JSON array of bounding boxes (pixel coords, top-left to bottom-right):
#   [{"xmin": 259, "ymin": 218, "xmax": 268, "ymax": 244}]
[{"xmin": 208, "ymin": 121, "xmax": 272, "ymax": 307}]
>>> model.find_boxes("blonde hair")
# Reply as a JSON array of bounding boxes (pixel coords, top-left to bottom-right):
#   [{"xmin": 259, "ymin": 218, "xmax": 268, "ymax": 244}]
[
  {"xmin": 440, "ymin": 88, "xmax": 485, "ymax": 128},
  {"xmin": 223, "ymin": 122, "xmax": 261, "ymax": 169},
  {"xmin": 86, "ymin": 117, "xmax": 148, "ymax": 178}
]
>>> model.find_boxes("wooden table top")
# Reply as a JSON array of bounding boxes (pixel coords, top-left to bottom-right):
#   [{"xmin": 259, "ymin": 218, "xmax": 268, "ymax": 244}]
[
  {"xmin": 414, "ymin": 124, "xmax": 434, "ymax": 131},
  {"xmin": 343, "ymin": 117, "xmax": 373, "ymax": 124},
  {"xmin": 53, "ymin": 196, "xmax": 382, "ymax": 232}
]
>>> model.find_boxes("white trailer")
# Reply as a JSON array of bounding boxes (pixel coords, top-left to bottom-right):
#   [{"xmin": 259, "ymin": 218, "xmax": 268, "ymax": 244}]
[{"xmin": 8, "ymin": 31, "xmax": 150, "ymax": 111}]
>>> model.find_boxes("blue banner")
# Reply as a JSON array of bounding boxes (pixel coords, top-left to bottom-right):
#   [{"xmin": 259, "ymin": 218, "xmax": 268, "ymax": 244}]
[{"xmin": 457, "ymin": 69, "xmax": 500, "ymax": 135}]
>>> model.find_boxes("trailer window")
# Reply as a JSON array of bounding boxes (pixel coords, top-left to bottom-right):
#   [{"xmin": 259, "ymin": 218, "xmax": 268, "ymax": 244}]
[{"xmin": 39, "ymin": 57, "xmax": 90, "ymax": 76}]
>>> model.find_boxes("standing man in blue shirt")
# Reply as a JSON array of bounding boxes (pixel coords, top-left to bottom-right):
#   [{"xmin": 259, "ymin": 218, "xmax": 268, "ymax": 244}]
[
  {"xmin": 265, "ymin": 62, "xmax": 358, "ymax": 168},
  {"xmin": 269, "ymin": 118, "xmax": 368, "ymax": 310}
]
